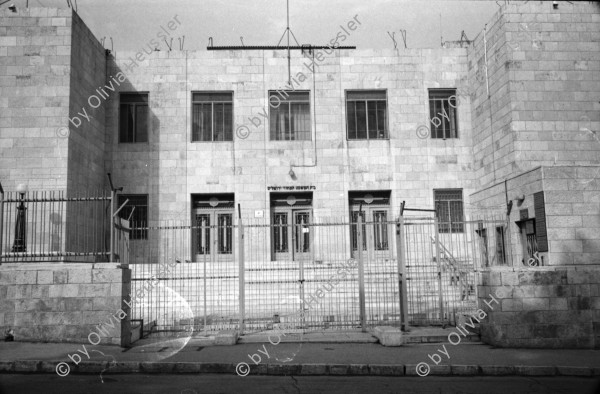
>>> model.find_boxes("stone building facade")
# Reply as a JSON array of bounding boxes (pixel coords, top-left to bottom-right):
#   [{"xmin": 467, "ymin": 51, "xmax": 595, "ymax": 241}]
[{"xmin": 0, "ymin": 2, "xmax": 599, "ymax": 347}]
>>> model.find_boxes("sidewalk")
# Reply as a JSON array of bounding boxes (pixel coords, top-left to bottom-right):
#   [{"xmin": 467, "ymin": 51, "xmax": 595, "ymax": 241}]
[{"xmin": 1, "ymin": 332, "xmax": 599, "ymax": 377}]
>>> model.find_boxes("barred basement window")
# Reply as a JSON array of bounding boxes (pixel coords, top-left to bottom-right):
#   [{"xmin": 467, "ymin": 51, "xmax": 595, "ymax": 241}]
[
  {"xmin": 434, "ymin": 189, "xmax": 464, "ymax": 233},
  {"xmin": 119, "ymin": 93, "xmax": 149, "ymax": 143},
  {"xmin": 192, "ymin": 92, "xmax": 233, "ymax": 142},
  {"xmin": 429, "ymin": 89, "xmax": 458, "ymax": 139},
  {"xmin": 117, "ymin": 194, "xmax": 148, "ymax": 240},
  {"xmin": 346, "ymin": 90, "xmax": 388, "ymax": 140},
  {"xmin": 269, "ymin": 91, "xmax": 311, "ymax": 141}
]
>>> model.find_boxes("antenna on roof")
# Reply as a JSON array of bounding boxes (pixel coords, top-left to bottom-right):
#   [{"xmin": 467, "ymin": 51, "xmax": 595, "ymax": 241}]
[
  {"xmin": 275, "ymin": 0, "xmax": 301, "ymax": 85},
  {"xmin": 439, "ymin": 13, "xmax": 443, "ymax": 47}
]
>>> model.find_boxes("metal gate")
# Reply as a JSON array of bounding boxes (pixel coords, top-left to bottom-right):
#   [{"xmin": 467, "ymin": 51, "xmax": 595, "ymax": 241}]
[
  {"xmin": 242, "ymin": 217, "xmax": 401, "ymax": 333},
  {"xmin": 399, "ymin": 214, "xmax": 508, "ymax": 326}
]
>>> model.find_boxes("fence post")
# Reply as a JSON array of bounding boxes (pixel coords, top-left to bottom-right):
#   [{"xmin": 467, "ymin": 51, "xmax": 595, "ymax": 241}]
[
  {"xmin": 433, "ymin": 216, "xmax": 445, "ymax": 324},
  {"xmin": 0, "ymin": 182, "xmax": 4, "ymax": 265},
  {"xmin": 357, "ymin": 213, "xmax": 366, "ymax": 332},
  {"xmin": 238, "ymin": 204, "xmax": 245, "ymax": 334},
  {"xmin": 110, "ymin": 189, "xmax": 115, "ymax": 263},
  {"xmin": 298, "ymin": 221, "xmax": 306, "ymax": 330},
  {"xmin": 395, "ymin": 215, "xmax": 409, "ymax": 331}
]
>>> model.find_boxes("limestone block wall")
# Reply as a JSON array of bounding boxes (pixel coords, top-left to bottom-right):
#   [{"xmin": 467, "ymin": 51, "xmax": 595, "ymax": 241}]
[
  {"xmin": 542, "ymin": 166, "xmax": 600, "ymax": 266},
  {"xmin": 0, "ymin": 8, "xmax": 108, "ymax": 256},
  {"xmin": 66, "ymin": 11, "xmax": 107, "ymax": 193},
  {"xmin": 466, "ymin": 5, "xmax": 514, "ymax": 187},
  {"xmin": 0, "ymin": 263, "xmax": 131, "ymax": 346},
  {"xmin": 0, "ymin": 7, "xmax": 73, "ymax": 191},
  {"xmin": 478, "ymin": 267, "xmax": 600, "ymax": 348},
  {"xmin": 471, "ymin": 165, "xmax": 600, "ymax": 266},
  {"xmin": 468, "ymin": 1, "xmax": 600, "ymax": 189},
  {"xmin": 64, "ymin": 11, "xmax": 108, "ymax": 255},
  {"xmin": 504, "ymin": 2, "xmax": 600, "ymax": 176}
]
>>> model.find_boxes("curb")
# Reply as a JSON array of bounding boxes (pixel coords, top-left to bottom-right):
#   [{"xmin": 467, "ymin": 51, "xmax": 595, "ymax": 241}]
[{"xmin": 0, "ymin": 360, "xmax": 598, "ymax": 377}]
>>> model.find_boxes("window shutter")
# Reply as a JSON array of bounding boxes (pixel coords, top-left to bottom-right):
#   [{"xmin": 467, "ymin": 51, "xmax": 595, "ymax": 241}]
[{"xmin": 533, "ymin": 191, "xmax": 548, "ymax": 252}]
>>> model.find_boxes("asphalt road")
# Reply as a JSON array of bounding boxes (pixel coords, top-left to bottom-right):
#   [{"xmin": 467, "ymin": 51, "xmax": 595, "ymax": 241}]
[{"xmin": 0, "ymin": 374, "xmax": 599, "ymax": 394}]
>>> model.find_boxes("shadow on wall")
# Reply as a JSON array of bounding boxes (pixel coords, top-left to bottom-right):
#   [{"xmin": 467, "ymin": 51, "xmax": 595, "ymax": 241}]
[{"xmin": 106, "ymin": 57, "xmax": 163, "ymax": 266}]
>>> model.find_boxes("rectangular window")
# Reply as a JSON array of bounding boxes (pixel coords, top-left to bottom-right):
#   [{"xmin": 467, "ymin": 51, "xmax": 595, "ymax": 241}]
[
  {"xmin": 495, "ymin": 226, "xmax": 506, "ymax": 265},
  {"xmin": 119, "ymin": 93, "xmax": 149, "ymax": 143},
  {"xmin": 429, "ymin": 89, "xmax": 458, "ymax": 139},
  {"xmin": 270, "ymin": 192, "xmax": 313, "ymax": 261},
  {"xmin": 273, "ymin": 212, "xmax": 289, "ymax": 253},
  {"xmin": 117, "ymin": 194, "xmax": 148, "ymax": 240},
  {"xmin": 192, "ymin": 92, "xmax": 233, "ymax": 142},
  {"xmin": 517, "ymin": 218, "xmax": 538, "ymax": 265},
  {"xmin": 434, "ymin": 189, "xmax": 464, "ymax": 233},
  {"xmin": 349, "ymin": 191, "xmax": 391, "ymax": 256},
  {"xmin": 192, "ymin": 194, "xmax": 234, "ymax": 260},
  {"xmin": 346, "ymin": 90, "xmax": 388, "ymax": 140},
  {"xmin": 269, "ymin": 91, "xmax": 311, "ymax": 141}
]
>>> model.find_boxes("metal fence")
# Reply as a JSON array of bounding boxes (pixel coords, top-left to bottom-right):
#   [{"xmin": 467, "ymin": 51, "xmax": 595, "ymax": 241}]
[
  {"xmin": 0, "ymin": 180, "xmax": 510, "ymax": 335},
  {"xmin": 128, "ymin": 212, "xmax": 507, "ymax": 336},
  {"xmin": 402, "ymin": 214, "xmax": 508, "ymax": 326},
  {"xmin": 0, "ymin": 187, "xmax": 112, "ymax": 262}
]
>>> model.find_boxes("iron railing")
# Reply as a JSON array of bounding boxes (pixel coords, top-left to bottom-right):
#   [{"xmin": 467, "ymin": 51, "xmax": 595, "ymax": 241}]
[{"xmin": 0, "ymin": 188, "xmax": 112, "ymax": 262}]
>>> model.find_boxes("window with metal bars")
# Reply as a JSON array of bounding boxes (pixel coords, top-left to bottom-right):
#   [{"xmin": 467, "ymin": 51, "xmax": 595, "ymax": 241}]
[
  {"xmin": 269, "ymin": 91, "xmax": 311, "ymax": 141},
  {"xmin": 193, "ymin": 213, "xmax": 234, "ymax": 255},
  {"xmin": 117, "ymin": 194, "xmax": 148, "ymax": 240},
  {"xmin": 434, "ymin": 189, "xmax": 464, "ymax": 233},
  {"xmin": 192, "ymin": 92, "xmax": 233, "ymax": 142},
  {"xmin": 192, "ymin": 194, "xmax": 234, "ymax": 257},
  {"xmin": 346, "ymin": 90, "xmax": 388, "ymax": 140},
  {"xmin": 349, "ymin": 191, "xmax": 391, "ymax": 254},
  {"xmin": 270, "ymin": 193, "xmax": 312, "ymax": 260},
  {"xmin": 428, "ymin": 89, "xmax": 458, "ymax": 139},
  {"xmin": 495, "ymin": 226, "xmax": 507, "ymax": 264},
  {"xmin": 517, "ymin": 218, "xmax": 538, "ymax": 265},
  {"xmin": 119, "ymin": 93, "xmax": 149, "ymax": 143}
]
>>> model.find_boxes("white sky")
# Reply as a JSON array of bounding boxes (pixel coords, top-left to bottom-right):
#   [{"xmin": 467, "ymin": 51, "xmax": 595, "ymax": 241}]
[{"xmin": 10, "ymin": 0, "xmax": 504, "ymax": 50}]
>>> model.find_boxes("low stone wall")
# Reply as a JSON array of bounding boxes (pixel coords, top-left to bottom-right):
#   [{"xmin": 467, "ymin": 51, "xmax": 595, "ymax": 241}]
[
  {"xmin": 0, "ymin": 263, "xmax": 131, "ymax": 346},
  {"xmin": 478, "ymin": 267, "xmax": 600, "ymax": 348}
]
